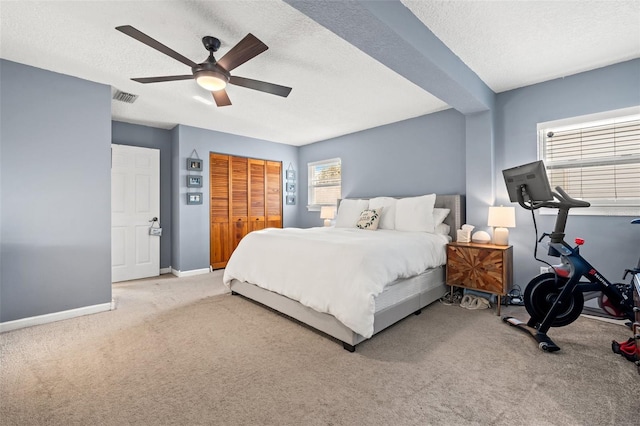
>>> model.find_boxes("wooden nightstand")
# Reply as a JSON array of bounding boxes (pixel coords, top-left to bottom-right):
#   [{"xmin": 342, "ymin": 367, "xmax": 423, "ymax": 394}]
[{"xmin": 446, "ymin": 242, "xmax": 513, "ymax": 316}]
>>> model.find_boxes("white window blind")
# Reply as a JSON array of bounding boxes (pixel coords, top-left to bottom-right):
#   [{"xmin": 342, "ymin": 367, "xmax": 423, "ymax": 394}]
[
  {"xmin": 539, "ymin": 111, "xmax": 640, "ymax": 208},
  {"xmin": 308, "ymin": 158, "xmax": 341, "ymax": 210}
]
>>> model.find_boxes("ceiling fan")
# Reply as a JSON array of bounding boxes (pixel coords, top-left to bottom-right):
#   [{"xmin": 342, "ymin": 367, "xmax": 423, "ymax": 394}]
[{"xmin": 115, "ymin": 25, "xmax": 292, "ymax": 107}]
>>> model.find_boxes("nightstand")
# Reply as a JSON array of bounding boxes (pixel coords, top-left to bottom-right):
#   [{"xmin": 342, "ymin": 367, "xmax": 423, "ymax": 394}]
[{"xmin": 446, "ymin": 242, "xmax": 513, "ymax": 316}]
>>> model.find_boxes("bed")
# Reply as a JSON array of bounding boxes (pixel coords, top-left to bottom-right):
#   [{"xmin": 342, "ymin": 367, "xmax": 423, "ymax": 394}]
[{"xmin": 223, "ymin": 194, "xmax": 465, "ymax": 351}]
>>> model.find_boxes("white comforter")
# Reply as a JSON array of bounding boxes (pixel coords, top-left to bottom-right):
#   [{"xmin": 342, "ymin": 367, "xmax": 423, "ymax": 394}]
[{"xmin": 222, "ymin": 227, "xmax": 448, "ymax": 338}]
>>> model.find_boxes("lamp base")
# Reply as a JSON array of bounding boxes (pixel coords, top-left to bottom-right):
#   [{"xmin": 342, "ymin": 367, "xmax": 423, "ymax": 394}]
[
  {"xmin": 323, "ymin": 219, "xmax": 332, "ymax": 227},
  {"xmin": 493, "ymin": 227, "xmax": 509, "ymax": 245}
]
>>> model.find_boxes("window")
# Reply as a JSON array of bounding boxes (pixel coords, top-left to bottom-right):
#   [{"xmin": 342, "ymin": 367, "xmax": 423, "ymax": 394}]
[
  {"xmin": 538, "ymin": 107, "xmax": 640, "ymax": 215},
  {"xmin": 307, "ymin": 158, "xmax": 341, "ymax": 211}
]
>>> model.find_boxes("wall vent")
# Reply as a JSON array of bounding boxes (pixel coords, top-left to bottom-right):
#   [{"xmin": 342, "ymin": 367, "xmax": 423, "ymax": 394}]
[{"xmin": 113, "ymin": 90, "xmax": 138, "ymax": 104}]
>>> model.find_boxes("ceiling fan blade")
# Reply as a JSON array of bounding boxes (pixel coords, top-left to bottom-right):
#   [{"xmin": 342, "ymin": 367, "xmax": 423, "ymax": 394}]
[
  {"xmin": 216, "ymin": 33, "xmax": 268, "ymax": 72},
  {"xmin": 116, "ymin": 25, "xmax": 198, "ymax": 68},
  {"xmin": 229, "ymin": 76, "xmax": 292, "ymax": 98},
  {"xmin": 132, "ymin": 75, "xmax": 193, "ymax": 84},
  {"xmin": 212, "ymin": 90, "xmax": 232, "ymax": 107}
]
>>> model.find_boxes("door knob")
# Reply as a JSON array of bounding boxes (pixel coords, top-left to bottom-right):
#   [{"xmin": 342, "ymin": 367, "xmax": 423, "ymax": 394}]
[{"xmin": 149, "ymin": 217, "xmax": 158, "ymax": 222}]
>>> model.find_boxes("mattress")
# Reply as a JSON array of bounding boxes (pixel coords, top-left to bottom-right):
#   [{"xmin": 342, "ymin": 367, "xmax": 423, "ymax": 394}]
[{"xmin": 374, "ymin": 266, "xmax": 444, "ymax": 313}]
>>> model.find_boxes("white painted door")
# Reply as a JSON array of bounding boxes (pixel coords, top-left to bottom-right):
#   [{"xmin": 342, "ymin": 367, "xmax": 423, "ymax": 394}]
[{"xmin": 111, "ymin": 144, "xmax": 160, "ymax": 282}]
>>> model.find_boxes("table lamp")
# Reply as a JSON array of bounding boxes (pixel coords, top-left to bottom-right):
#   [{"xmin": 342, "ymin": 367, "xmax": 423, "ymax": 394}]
[
  {"xmin": 320, "ymin": 206, "xmax": 335, "ymax": 227},
  {"xmin": 488, "ymin": 206, "xmax": 516, "ymax": 245}
]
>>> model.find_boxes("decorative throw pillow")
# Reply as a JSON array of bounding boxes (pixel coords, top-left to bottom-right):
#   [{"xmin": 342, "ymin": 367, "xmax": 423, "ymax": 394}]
[
  {"xmin": 395, "ymin": 194, "xmax": 436, "ymax": 232},
  {"xmin": 368, "ymin": 197, "xmax": 397, "ymax": 230},
  {"xmin": 335, "ymin": 199, "xmax": 370, "ymax": 228},
  {"xmin": 356, "ymin": 208, "xmax": 381, "ymax": 230}
]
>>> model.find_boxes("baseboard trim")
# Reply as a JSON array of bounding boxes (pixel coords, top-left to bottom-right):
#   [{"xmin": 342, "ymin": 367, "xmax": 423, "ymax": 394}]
[
  {"xmin": 160, "ymin": 267, "xmax": 172, "ymax": 275},
  {"xmin": 171, "ymin": 268, "xmax": 211, "ymax": 278},
  {"xmin": 0, "ymin": 302, "xmax": 112, "ymax": 333}
]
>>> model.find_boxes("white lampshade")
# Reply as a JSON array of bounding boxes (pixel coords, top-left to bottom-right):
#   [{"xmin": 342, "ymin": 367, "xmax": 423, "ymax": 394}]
[
  {"xmin": 320, "ymin": 206, "xmax": 335, "ymax": 227},
  {"xmin": 488, "ymin": 206, "xmax": 516, "ymax": 245},
  {"xmin": 488, "ymin": 206, "xmax": 516, "ymax": 228},
  {"xmin": 195, "ymin": 70, "xmax": 228, "ymax": 91}
]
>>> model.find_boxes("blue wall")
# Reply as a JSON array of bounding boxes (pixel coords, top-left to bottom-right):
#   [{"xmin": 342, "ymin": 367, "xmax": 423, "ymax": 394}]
[
  {"xmin": 111, "ymin": 122, "xmax": 300, "ymax": 273},
  {"xmin": 171, "ymin": 124, "xmax": 299, "ymax": 272},
  {"xmin": 111, "ymin": 122, "xmax": 173, "ymax": 270},
  {"xmin": 297, "ymin": 109, "xmax": 466, "ymax": 228},
  {"xmin": 1, "ymin": 55, "xmax": 637, "ymax": 325},
  {"xmin": 495, "ymin": 59, "xmax": 640, "ymax": 287},
  {"xmin": 296, "ymin": 60, "xmax": 639, "ymax": 288},
  {"xmin": 0, "ymin": 60, "xmax": 112, "ymax": 322}
]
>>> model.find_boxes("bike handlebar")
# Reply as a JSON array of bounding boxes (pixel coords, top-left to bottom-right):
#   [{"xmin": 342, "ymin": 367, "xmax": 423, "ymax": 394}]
[
  {"xmin": 516, "ymin": 185, "xmax": 590, "ymax": 211},
  {"xmin": 516, "ymin": 184, "xmax": 590, "ymax": 245},
  {"xmin": 554, "ymin": 187, "xmax": 591, "ymax": 208}
]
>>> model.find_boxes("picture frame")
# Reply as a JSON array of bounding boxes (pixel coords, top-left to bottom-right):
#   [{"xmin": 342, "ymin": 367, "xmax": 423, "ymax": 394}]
[
  {"xmin": 285, "ymin": 169, "xmax": 295, "ymax": 180},
  {"xmin": 286, "ymin": 195, "xmax": 296, "ymax": 205},
  {"xmin": 187, "ymin": 158, "xmax": 202, "ymax": 171},
  {"xmin": 187, "ymin": 175, "xmax": 203, "ymax": 188},
  {"xmin": 286, "ymin": 182, "xmax": 296, "ymax": 193},
  {"xmin": 187, "ymin": 192, "xmax": 203, "ymax": 205}
]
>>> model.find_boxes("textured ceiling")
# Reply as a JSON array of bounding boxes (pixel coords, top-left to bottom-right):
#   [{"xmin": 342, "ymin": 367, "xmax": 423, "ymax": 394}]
[
  {"xmin": 401, "ymin": 0, "xmax": 640, "ymax": 93},
  {"xmin": 1, "ymin": 1, "xmax": 638, "ymax": 146}
]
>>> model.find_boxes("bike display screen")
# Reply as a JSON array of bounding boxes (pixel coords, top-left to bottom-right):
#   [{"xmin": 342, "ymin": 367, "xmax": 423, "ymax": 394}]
[{"xmin": 503, "ymin": 160, "xmax": 554, "ymax": 203}]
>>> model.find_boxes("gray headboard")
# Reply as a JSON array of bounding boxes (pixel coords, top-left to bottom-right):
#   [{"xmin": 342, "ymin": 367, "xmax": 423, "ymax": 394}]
[
  {"xmin": 337, "ymin": 194, "xmax": 466, "ymax": 240},
  {"xmin": 435, "ymin": 194, "xmax": 466, "ymax": 239}
]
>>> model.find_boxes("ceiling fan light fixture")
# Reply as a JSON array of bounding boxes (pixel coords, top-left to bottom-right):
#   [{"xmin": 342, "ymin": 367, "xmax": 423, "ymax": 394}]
[
  {"xmin": 195, "ymin": 70, "xmax": 228, "ymax": 91},
  {"xmin": 117, "ymin": 26, "xmax": 292, "ymax": 105}
]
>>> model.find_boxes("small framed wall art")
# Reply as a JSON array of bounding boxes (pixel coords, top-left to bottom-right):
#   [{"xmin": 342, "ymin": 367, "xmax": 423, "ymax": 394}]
[
  {"xmin": 286, "ymin": 182, "xmax": 296, "ymax": 192},
  {"xmin": 286, "ymin": 169, "xmax": 295, "ymax": 180},
  {"xmin": 286, "ymin": 195, "xmax": 296, "ymax": 205},
  {"xmin": 187, "ymin": 192, "xmax": 203, "ymax": 205},
  {"xmin": 187, "ymin": 175, "xmax": 203, "ymax": 188},
  {"xmin": 187, "ymin": 158, "xmax": 203, "ymax": 171}
]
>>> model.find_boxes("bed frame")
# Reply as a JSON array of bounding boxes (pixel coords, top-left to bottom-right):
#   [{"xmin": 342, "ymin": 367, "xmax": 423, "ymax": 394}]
[{"xmin": 229, "ymin": 194, "xmax": 465, "ymax": 352}]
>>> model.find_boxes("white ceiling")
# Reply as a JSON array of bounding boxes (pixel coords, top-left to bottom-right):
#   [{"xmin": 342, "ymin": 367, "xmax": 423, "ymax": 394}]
[{"xmin": 1, "ymin": 1, "xmax": 638, "ymax": 146}]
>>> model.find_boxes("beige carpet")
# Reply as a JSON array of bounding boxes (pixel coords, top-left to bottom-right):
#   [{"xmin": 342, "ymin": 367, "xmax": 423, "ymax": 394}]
[{"xmin": 1, "ymin": 271, "xmax": 638, "ymax": 425}]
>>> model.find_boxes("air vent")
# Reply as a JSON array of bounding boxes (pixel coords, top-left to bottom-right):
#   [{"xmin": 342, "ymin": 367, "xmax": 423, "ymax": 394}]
[{"xmin": 113, "ymin": 90, "xmax": 138, "ymax": 104}]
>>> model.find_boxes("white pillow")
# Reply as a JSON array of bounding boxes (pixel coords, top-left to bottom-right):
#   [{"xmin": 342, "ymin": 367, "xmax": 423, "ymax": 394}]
[
  {"xmin": 335, "ymin": 199, "xmax": 369, "ymax": 228},
  {"xmin": 356, "ymin": 208, "xmax": 382, "ymax": 230},
  {"xmin": 435, "ymin": 223, "xmax": 451, "ymax": 236},
  {"xmin": 395, "ymin": 194, "xmax": 437, "ymax": 232},
  {"xmin": 368, "ymin": 197, "xmax": 397, "ymax": 229},
  {"xmin": 433, "ymin": 208, "xmax": 450, "ymax": 226}
]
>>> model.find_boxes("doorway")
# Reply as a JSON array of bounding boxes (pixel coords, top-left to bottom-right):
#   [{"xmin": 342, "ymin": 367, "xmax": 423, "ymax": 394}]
[{"xmin": 111, "ymin": 144, "xmax": 160, "ymax": 282}]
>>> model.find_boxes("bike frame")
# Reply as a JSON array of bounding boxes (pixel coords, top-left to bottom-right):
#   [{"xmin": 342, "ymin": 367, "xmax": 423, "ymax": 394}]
[
  {"xmin": 530, "ymin": 238, "xmax": 634, "ymax": 334},
  {"xmin": 503, "ymin": 179, "xmax": 638, "ymax": 351},
  {"xmin": 516, "ymin": 185, "xmax": 635, "ymax": 332}
]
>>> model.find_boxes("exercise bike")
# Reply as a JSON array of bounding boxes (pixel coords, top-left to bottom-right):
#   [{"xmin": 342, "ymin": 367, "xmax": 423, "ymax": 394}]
[{"xmin": 501, "ymin": 161, "xmax": 639, "ymax": 352}]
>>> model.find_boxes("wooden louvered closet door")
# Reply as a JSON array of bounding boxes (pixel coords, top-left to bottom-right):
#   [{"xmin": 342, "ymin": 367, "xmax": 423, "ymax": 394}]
[
  {"xmin": 230, "ymin": 156, "xmax": 248, "ymax": 252},
  {"xmin": 210, "ymin": 153, "xmax": 282, "ymax": 269},
  {"xmin": 210, "ymin": 154, "xmax": 231, "ymax": 269},
  {"xmin": 248, "ymin": 159, "xmax": 266, "ymax": 233},
  {"xmin": 265, "ymin": 161, "xmax": 282, "ymax": 228}
]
